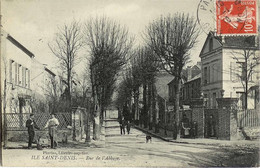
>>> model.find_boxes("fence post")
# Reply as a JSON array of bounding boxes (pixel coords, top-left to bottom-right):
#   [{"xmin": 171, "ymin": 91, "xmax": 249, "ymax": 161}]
[
  {"xmin": 216, "ymin": 98, "xmax": 238, "ymax": 140},
  {"xmin": 85, "ymin": 101, "xmax": 91, "ymax": 142},
  {"xmin": 3, "ymin": 112, "xmax": 7, "ymax": 147},
  {"xmin": 190, "ymin": 98, "xmax": 204, "ymax": 138}
]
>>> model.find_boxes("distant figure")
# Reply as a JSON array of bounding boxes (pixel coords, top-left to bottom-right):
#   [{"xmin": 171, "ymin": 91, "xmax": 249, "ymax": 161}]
[
  {"xmin": 26, "ymin": 114, "xmax": 40, "ymax": 149},
  {"xmin": 126, "ymin": 121, "xmax": 131, "ymax": 134},
  {"xmin": 172, "ymin": 120, "xmax": 177, "ymax": 140},
  {"xmin": 207, "ymin": 115, "xmax": 216, "ymax": 137},
  {"xmin": 190, "ymin": 121, "xmax": 198, "ymax": 139},
  {"xmin": 119, "ymin": 116, "xmax": 125, "ymax": 135},
  {"xmin": 155, "ymin": 118, "xmax": 160, "ymax": 133},
  {"xmin": 181, "ymin": 114, "xmax": 190, "ymax": 138},
  {"xmin": 44, "ymin": 114, "xmax": 59, "ymax": 149}
]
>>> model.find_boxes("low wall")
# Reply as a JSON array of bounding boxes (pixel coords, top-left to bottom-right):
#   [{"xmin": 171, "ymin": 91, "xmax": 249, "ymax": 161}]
[{"xmin": 7, "ymin": 129, "xmax": 73, "ymax": 143}]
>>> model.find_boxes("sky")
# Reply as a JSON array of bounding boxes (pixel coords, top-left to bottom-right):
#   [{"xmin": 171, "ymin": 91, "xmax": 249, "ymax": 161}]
[{"xmin": 2, "ymin": 0, "xmax": 208, "ymax": 75}]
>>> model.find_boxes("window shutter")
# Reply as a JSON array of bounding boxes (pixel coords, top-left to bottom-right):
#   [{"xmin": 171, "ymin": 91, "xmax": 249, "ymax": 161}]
[
  {"xmin": 9, "ymin": 60, "xmax": 12, "ymax": 83},
  {"xmin": 28, "ymin": 69, "xmax": 30, "ymax": 88},
  {"xmin": 15, "ymin": 63, "xmax": 18, "ymax": 85}
]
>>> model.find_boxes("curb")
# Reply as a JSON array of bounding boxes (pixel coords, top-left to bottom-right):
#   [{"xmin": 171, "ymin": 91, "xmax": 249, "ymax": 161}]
[
  {"xmin": 134, "ymin": 125, "xmax": 171, "ymax": 142},
  {"xmin": 134, "ymin": 125, "xmax": 259, "ymax": 147}
]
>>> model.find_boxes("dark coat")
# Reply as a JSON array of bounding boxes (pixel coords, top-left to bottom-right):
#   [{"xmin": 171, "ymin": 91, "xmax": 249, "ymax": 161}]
[{"xmin": 26, "ymin": 118, "xmax": 40, "ymax": 133}]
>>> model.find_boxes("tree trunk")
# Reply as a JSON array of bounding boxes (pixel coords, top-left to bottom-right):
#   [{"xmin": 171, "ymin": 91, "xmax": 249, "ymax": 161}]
[
  {"xmin": 3, "ymin": 79, "xmax": 7, "ymax": 147},
  {"xmin": 148, "ymin": 82, "xmax": 153, "ymax": 130},
  {"xmin": 93, "ymin": 82, "xmax": 101, "ymax": 140},
  {"xmin": 134, "ymin": 88, "xmax": 139, "ymax": 125},
  {"xmin": 143, "ymin": 83, "xmax": 148, "ymax": 128},
  {"xmin": 174, "ymin": 79, "xmax": 181, "ymax": 139},
  {"xmin": 93, "ymin": 104, "xmax": 101, "ymax": 140}
]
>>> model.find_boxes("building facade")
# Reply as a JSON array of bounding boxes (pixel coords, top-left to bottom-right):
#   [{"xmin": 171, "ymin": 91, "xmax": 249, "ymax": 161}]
[
  {"xmin": 200, "ymin": 32, "xmax": 259, "ymax": 109},
  {"xmin": 1, "ymin": 31, "xmax": 34, "ymax": 114},
  {"xmin": 180, "ymin": 62, "xmax": 201, "ymax": 107}
]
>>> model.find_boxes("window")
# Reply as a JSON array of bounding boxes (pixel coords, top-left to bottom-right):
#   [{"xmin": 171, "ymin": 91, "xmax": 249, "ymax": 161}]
[
  {"xmin": 9, "ymin": 60, "xmax": 14, "ymax": 83},
  {"xmin": 208, "ymin": 66, "xmax": 210, "ymax": 83},
  {"xmin": 204, "ymin": 94, "xmax": 208, "ymax": 107},
  {"xmin": 27, "ymin": 69, "xmax": 30, "ymax": 88},
  {"xmin": 18, "ymin": 64, "xmax": 23, "ymax": 85},
  {"xmin": 15, "ymin": 63, "xmax": 18, "ymax": 85},
  {"xmin": 230, "ymin": 62, "xmax": 239, "ymax": 81},
  {"xmin": 241, "ymin": 62, "xmax": 246, "ymax": 81},
  {"xmin": 25, "ymin": 68, "xmax": 28, "ymax": 87},
  {"xmin": 22, "ymin": 67, "xmax": 26, "ymax": 87},
  {"xmin": 212, "ymin": 93, "xmax": 217, "ymax": 108},
  {"xmin": 204, "ymin": 67, "xmax": 208, "ymax": 84}
]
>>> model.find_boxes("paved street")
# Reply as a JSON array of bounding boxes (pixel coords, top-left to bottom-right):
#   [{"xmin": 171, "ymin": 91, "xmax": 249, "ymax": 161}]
[{"xmin": 2, "ymin": 118, "xmax": 258, "ymax": 167}]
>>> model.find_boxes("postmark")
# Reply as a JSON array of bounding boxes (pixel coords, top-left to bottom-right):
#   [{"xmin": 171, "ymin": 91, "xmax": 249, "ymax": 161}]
[
  {"xmin": 216, "ymin": 0, "xmax": 257, "ymax": 35},
  {"xmin": 197, "ymin": 0, "xmax": 217, "ymax": 34}
]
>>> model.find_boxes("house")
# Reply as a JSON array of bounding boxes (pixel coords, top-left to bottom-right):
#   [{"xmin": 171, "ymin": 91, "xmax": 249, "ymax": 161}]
[
  {"xmin": 180, "ymin": 62, "xmax": 201, "ymax": 108},
  {"xmin": 154, "ymin": 71, "xmax": 174, "ymax": 124},
  {"xmin": 1, "ymin": 31, "xmax": 34, "ymax": 114},
  {"xmin": 200, "ymin": 32, "xmax": 259, "ymax": 109},
  {"xmin": 30, "ymin": 60, "xmax": 57, "ymax": 113}
]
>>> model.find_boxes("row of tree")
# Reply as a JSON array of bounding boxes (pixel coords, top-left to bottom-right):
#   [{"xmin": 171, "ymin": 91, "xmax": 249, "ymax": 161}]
[
  {"xmin": 47, "ymin": 17, "xmax": 134, "ymax": 140},
  {"xmin": 116, "ymin": 13, "xmax": 199, "ymax": 136},
  {"xmin": 48, "ymin": 13, "xmax": 258, "ymax": 140}
]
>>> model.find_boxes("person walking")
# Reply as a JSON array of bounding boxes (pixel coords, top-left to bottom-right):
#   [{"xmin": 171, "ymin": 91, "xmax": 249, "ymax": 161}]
[
  {"xmin": 126, "ymin": 120, "xmax": 131, "ymax": 134},
  {"xmin": 119, "ymin": 116, "xmax": 125, "ymax": 135},
  {"xmin": 26, "ymin": 114, "xmax": 40, "ymax": 149},
  {"xmin": 44, "ymin": 114, "xmax": 59, "ymax": 149}
]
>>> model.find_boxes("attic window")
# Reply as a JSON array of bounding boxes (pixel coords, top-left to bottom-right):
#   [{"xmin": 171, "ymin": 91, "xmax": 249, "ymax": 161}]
[{"xmin": 209, "ymin": 37, "xmax": 213, "ymax": 51}]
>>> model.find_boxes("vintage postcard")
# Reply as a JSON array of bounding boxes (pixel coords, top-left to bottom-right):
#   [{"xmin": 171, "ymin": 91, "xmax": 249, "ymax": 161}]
[{"xmin": 1, "ymin": 0, "xmax": 259, "ymax": 167}]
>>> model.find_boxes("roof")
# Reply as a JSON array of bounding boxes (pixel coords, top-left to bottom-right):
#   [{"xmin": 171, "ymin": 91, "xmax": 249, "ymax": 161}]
[
  {"xmin": 186, "ymin": 73, "xmax": 201, "ymax": 83},
  {"xmin": 200, "ymin": 32, "xmax": 258, "ymax": 56},
  {"xmin": 44, "ymin": 67, "xmax": 56, "ymax": 77},
  {"xmin": 154, "ymin": 71, "xmax": 174, "ymax": 99},
  {"xmin": 7, "ymin": 35, "xmax": 35, "ymax": 58}
]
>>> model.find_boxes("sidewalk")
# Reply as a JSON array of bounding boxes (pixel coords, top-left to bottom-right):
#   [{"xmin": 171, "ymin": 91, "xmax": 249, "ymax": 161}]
[
  {"xmin": 134, "ymin": 125, "xmax": 260, "ymax": 148},
  {"xmin": 3, "ymin": 135, "xmax": 105, "ymax": 149}
]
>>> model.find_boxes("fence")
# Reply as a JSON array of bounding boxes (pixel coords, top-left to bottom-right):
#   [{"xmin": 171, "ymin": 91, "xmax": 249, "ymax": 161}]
[
  {"xmin": 238, "ymin": 109, "xmax": 260, "ymax": 128},
  {"xmin": 5, "ymin": 112, "xmax": 71, "ymax": 131}
]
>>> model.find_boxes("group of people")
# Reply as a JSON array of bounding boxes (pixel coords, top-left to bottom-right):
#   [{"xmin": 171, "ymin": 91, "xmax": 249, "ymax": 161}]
[
  {"xmin": 118, "ymin": 116, "xmax": 131, "ymax": 135},
  {"xmin": 26, "ymin": 113, "xmax": 59, "ymax": 149},
  {"xmin": 180, "ymin": 114, "xmax": 198, "ymax": 138}
]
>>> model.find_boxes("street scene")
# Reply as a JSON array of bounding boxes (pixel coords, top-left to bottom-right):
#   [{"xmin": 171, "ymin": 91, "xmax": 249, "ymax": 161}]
[
  {"xmin": 1, "ymin": 0, "xmax": 259, "ymax": 167},
  {"xmin": 2, "ymin": 112, "xmax": 259, "ymax": 167}
]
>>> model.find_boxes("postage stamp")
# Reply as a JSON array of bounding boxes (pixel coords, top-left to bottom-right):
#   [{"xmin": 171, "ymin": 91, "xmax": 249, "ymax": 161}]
[{"xmin": 216, "ymin": 0, "xmax": 258, "ymax": 35}]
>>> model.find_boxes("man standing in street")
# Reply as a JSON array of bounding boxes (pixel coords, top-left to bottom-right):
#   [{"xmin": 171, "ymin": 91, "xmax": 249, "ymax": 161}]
[
  {"xmin": 44, "ymin": 114, "xmax": 59, "ymax": 149},
  {"xmin": 119, "ymin": 116, "xmax": 125, "ymax": 135},
  {"xmin": 26, "ymin": 114, "xmax": 40, "ymax": 149}
]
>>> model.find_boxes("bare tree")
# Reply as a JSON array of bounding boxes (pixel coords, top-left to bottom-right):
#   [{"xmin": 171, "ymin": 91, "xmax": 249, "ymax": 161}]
[
  {"xmin": 84, "ymin": 16, "xmax": 134, "ymax": 140},
  {"xmin": 48, "ymin": 20, "xmax": 83, "ymax": 108},
  {"xmin": 144, "ymin": 13, "xmax": 199, "ymax": 138},
  {"xmin": 229, "ymin": 36, "xmax": 259, "ymax": 110}
]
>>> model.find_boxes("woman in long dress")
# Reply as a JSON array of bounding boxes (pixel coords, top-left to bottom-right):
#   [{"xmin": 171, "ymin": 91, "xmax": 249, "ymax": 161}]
[{"xmin": 44, "ymin": 114, "xmax": 59, "ymax": 148}]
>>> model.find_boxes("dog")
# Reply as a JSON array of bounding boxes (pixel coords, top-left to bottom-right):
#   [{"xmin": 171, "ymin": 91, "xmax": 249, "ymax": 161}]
[
  {"xmin": 36, "ymin": 136, "xmax": 43, "ymax": 150},
  {"xmin": 62, "ymin": 132, "xmax": 68, "ymax": 144},
  {"xmin": 146, "ymin": 135, "xmax": 152, "ymax": 143}
]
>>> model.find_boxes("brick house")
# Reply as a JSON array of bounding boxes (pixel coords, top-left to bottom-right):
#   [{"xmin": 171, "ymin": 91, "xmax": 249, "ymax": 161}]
[{"xmin": 180, "ymin": 62, "xmax": 201, "ymax": 108}]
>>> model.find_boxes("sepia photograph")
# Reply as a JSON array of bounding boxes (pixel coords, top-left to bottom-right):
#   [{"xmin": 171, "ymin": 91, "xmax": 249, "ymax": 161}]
[{"xmin": 1, "ymin": 0, "xmax": 259, "ymax": 167}]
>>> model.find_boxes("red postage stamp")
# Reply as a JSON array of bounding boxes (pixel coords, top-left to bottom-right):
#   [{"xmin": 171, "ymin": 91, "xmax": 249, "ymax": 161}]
[{"xmin": 216, "ymin": 0, "xmax": 257, "ymax": 35}]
